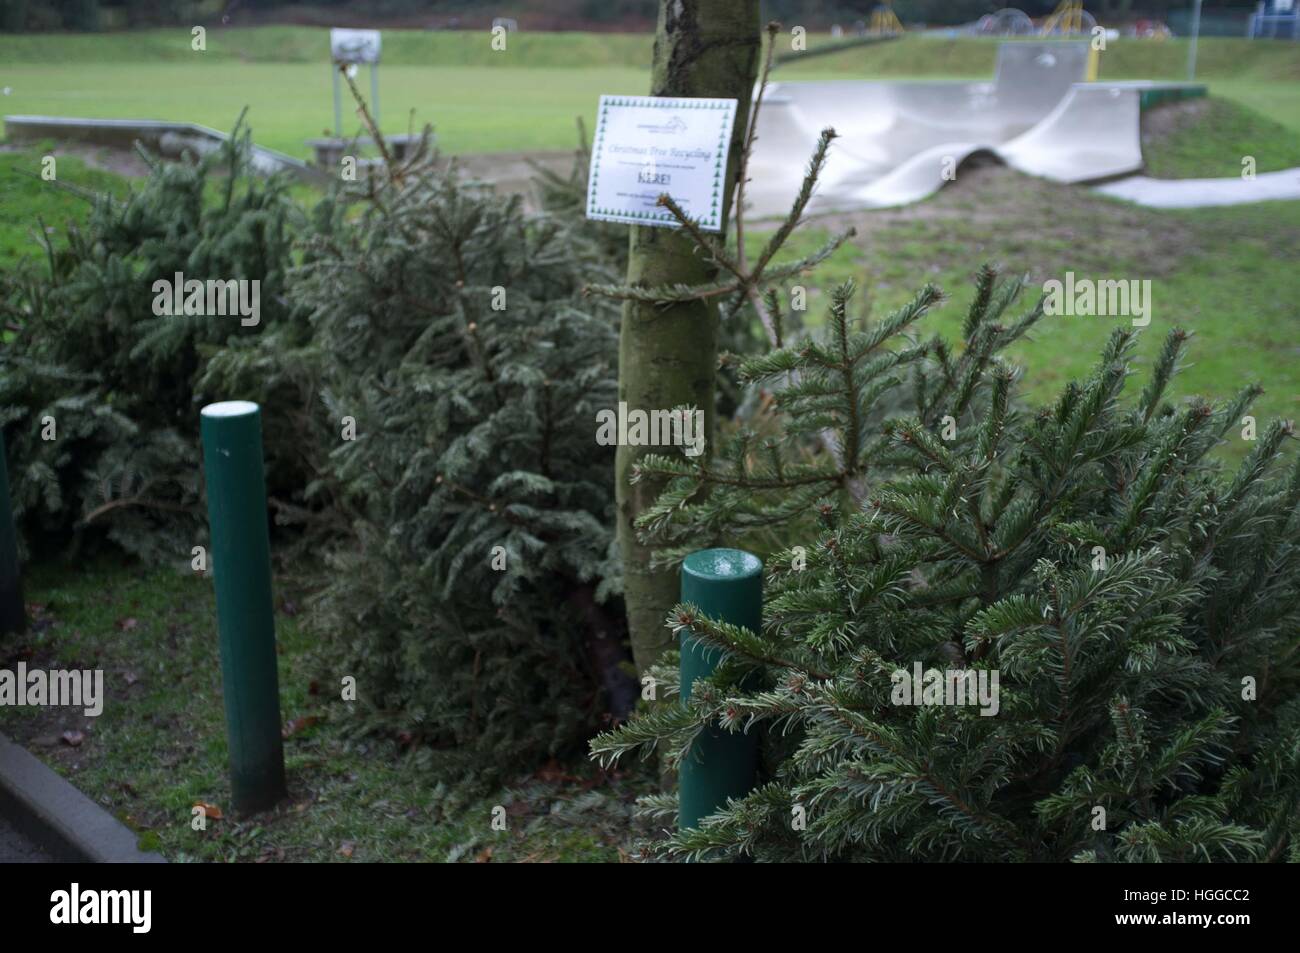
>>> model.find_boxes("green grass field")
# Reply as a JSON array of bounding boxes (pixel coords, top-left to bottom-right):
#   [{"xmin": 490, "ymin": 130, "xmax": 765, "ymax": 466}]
[
  {"xmin": 0, "ymin": 146, "xmax": 128, "ymax": 267},
  {"xmin": 764, "ymin": 174, "xmax": 1300, "ymax": 460},
  {"xmin": 3, "ymin": 31, "xmax": 1299, "ymax": 155}
]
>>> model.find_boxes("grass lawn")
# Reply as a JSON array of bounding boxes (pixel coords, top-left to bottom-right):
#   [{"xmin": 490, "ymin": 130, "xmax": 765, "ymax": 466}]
[
  {"xmin": 0, "ymin": 146, "xmax": 129, "ymax": 267},
  {"xmin": 2, "ymin": 32, "xmax": 1299, "ymax": 155},
  {"xmin": 0, "ymin": 62, "xmax": 648, "ymax": 157},
  {"xmin": 1142, "ymin": 98, "xmax": 1300, "ymax": 178},
  {"xmin": 1, "ymin": 558, "xmax": 650, "ymax": 862},
  {"xmin": 759, "ymin": 165, "xmax": 1300, "ymax": 465}
]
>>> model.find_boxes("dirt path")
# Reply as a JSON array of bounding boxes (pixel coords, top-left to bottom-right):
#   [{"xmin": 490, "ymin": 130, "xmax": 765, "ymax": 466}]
[{"xmin": 445, "ymin": 150, "xmax": 575, "ymax": 191}]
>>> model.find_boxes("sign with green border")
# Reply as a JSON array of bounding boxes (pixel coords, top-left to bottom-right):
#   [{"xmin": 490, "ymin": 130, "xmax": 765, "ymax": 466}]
[{"xmin": 586, "ymin": 94, "xmax": 738, "ymax": 232}]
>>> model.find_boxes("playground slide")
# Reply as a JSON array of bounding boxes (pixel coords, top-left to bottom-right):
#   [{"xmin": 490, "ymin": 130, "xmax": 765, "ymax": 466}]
[{"xmin": 744, "ymin": 41, "xmax": 1147, "ymax": 217}]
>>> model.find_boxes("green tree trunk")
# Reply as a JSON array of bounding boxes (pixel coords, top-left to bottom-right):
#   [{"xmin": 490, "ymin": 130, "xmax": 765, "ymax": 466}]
[{"xmin": 618, "ymin": 0, "xmax": 760, "ymax": 674}]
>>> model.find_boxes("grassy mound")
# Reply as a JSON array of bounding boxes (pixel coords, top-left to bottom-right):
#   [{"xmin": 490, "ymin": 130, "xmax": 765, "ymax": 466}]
[
  {"xmin": 776, "ymin": 35, "xmax": 1300, "ymax": 84},
  {"xmin": 1142, "ymin": 96, "xmax": 1300, "ymax": 179},
  {"xmin": 0, "ymin": 147, "xmax": 130, "ymax": 266}
]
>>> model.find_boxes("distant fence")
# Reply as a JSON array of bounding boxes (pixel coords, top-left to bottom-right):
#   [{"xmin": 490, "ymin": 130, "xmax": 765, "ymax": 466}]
[{"xmin": 1166, "ymin": 9, "xmax": 1252, "ymax": 37}]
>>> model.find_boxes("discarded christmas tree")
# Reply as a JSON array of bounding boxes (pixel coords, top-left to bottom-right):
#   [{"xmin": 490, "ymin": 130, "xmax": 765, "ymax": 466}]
[
  {"xmin": 0, "ymin": 118, "xmax": 297, "ymax": 563},
  {"xmin": 271, "ymin": 126, "xmax": 635, "ymax": 781},
  {"xmin": 594, "ymin": 290, "xmax": 1300, "ymax": 860}
]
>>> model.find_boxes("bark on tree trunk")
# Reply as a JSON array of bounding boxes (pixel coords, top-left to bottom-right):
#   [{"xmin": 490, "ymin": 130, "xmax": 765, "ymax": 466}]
[{"xmin": 619, "ymin": 0, "xmax": 760, "ymax": 674}]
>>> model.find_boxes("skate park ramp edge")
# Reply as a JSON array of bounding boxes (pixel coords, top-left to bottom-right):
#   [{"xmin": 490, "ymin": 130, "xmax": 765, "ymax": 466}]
[{"xmin": 746, "ymin": 41, "xmax": 1208, "ymax": 217}]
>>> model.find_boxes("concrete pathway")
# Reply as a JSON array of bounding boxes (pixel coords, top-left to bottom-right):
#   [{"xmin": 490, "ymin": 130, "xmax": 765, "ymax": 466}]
[{"xmin": 1094, "ymin": 167, "xmax": 1300, "ymax": 208}]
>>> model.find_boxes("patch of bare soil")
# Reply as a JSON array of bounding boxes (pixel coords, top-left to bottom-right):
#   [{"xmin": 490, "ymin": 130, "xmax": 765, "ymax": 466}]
[
  {"xmin": 0, "ymin": 605, "xmax": 103, "ymax": 766},
  {"xmin": 798, "ymin": 160, "xmax": 1204, "ymax": 282},
  {"xmin": 1140, "ymin": 97, "xmax": 1213, "ymax": 151},
  {"xmin": 0, "ymin": 141, "xmax": 152, "ymax": 179},
  {"xmin": 4, "ymin": 140, "xmax": 580, "ymax": 210},
  {"xmin": 441, "ymin": 150, "xmax": 578, "ymax": 210}
]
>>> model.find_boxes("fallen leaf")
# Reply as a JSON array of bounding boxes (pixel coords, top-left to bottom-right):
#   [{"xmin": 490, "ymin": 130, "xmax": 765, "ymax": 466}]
[
  {"xmin": 123, "ymin": 671, "xmax": 140, "ymax": 687},
  {"xmin": 476, "ymin": 846, "xmax": 494, "ymax": 863},
  {"xmin": 337, "ymin": 841, "xmax": 355, "ymax": 858},
  {"xmin": 193, "ymin": 801, "xmax": 223, "ymax": 821},
  {"xmin": 115, "ymin": 617, "xmax": 139, "ymax": 632},
  {"xmin": 282, "ymin": 715, "xmax": 320, "ymax": 739},
  {"xmin": 60, "ymin": 730, "xmax": 84, "ymax": 747}
]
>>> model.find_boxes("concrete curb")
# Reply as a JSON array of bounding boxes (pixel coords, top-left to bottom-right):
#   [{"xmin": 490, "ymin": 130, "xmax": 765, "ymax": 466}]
[{"xmin": 0, "ymin": 732, "xmax": 165, "ymax": 863}]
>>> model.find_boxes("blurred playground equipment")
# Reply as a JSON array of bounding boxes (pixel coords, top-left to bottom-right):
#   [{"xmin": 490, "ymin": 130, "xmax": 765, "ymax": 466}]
[
  {"xmin": 746, "ymin": 42, "xmax": 1206, "ymax": 216},
  {"xmin": 975, "ymin": 9, "xmax": 1036, "ymax": 36},
  {"xmin": 868, "ymin": 3, "xmax": 904, "ymax": 37},
  {"xmin": 963, "ymin": 6, "xmax": 1095, "ymax": 37},
  {"xmin": 1040, "ymin": 2, "xmax": 1098, "ymax": 36}
]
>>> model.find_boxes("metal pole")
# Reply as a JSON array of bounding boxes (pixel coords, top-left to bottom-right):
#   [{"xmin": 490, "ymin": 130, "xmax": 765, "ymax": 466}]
[
  {"xmin": 332, "ymin": 64, "xmax": 342, "ymax": 137},
  {"xmin": 678, "ymin": 548, "xmax": 762, "ymax": 830},
  {"xmin": 0, "ymin": 428, "xmax": 25, "ymax": 637},
  {"xmin": 200, "ymin": 400, "xmax": 286, "ymax": 815},
  {"xmin": 1188, "ymin": 0, "xmax": 1203, "ymax": 81}
]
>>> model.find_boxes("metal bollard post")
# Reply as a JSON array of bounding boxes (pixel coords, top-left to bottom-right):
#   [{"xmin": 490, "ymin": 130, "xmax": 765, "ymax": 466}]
[
  {"xmin": 678, "ymin": 548, "xmax": 762, "ymax": 830},
  {"xmin": 200, "ymin": 401, "xmax": 287, "ymax": 814},
  {"xmin": 0, "ymin": 427, "xmax": 25, "ymax": 637}
]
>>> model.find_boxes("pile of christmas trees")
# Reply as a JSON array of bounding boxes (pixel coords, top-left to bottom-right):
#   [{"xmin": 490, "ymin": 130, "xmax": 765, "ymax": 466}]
[{"xmin": 0, "ymin": 123, "xmax": 634, "ymax": 781}]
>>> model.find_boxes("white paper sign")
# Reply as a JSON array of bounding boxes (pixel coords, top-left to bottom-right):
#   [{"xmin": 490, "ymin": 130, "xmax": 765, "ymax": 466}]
[
  {"xmin": 586, "ymin": 95, "xmax": 738, "ymax": 232},
  {"xmin": 331, "ymin": 28, "xmax": 381, "ymax": 65}
]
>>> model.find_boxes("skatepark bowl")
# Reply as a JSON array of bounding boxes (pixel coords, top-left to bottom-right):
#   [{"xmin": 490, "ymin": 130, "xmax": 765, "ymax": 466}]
[{"xmin": 746, "ymin": 41, "xmax": 1206, "ymax": 217}]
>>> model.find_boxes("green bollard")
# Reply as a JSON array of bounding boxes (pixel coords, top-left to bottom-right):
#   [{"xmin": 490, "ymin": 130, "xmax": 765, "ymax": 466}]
[
  {"xmin": 0, "ymin": 427, "xmax": 25, "ymax": 637},
  {"xmin": 200, "ymin": 401, "xmax": 287, "ymax": 814},
  {"xmin": 679, "ymin": 548, "xmax": 762, "ymax": 830}
]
